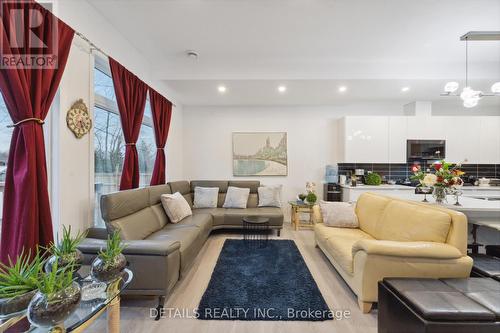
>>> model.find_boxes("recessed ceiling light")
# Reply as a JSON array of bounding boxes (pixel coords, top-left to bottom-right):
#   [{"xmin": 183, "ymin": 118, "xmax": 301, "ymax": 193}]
[
  {"xmin": 217, "ymin": 85, "xmax": 227, "ymax": 93},
  {"xmin": 338, "ymin": 86, "xmax": 347, "ymax": 93},
  {"xmin": 278, "ymin": 85, "xmax": 287, "ymax": 93},
  {"xmin": 401, "ymin": 86, "xmax": 410, "ymax": 92}
]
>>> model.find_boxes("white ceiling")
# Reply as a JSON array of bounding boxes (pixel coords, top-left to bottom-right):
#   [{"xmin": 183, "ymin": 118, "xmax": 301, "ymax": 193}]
[{"xmin": 86, "ymin": 0, "xmax": 500, "ymax": 106}]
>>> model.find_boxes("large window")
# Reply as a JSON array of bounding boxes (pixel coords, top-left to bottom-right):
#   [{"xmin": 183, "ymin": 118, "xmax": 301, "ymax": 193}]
[
  {"xmin": 93, "ymin": 56, "xmax": 155, "ymax": 225},
  {"xmin": 0, "ymin": 94, "xmax": 13, "ymax": 223}
]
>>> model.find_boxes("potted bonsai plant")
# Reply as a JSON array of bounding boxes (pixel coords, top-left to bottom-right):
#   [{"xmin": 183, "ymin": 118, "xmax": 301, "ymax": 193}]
[
  {"xmin": 0, "ymin": 250, "xmax": 42, "ymax": 318},
  {"xmin": 45, "ymin": 225, "xmax": 87, "ymax": 273},
  {"xmin": 27, "ymin": 262, "xmax": 81, "ymax": 327},
  {"xmin": 91, "ymin": 231, "xmax": 126, "ymax": 282}
]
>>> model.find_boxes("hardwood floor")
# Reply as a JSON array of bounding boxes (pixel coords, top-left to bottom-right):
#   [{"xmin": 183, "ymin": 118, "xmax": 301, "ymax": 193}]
[{"xmin": 86, "ymin": 223, "xmax": 378, "ymax": 333}]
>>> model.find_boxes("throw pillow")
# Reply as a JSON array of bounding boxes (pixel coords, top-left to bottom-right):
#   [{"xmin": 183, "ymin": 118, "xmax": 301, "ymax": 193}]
[
  {"xmin": 258, "ymin": 185, "xmax": 282, "ymax": 207},
  {"xmin": 193, "ymin": 186, "xmax": 219, "ymax": 208},
  {"xmin": 223, "ymin": 186, "xmax": 250, "ymax": 208},
  {"xmin": 160, "ymin": 192, "xmax": 192, "ymax": 223},
  {"xmin": 319, "ymin": 201, "xmax": 359, "ymax": 228}
]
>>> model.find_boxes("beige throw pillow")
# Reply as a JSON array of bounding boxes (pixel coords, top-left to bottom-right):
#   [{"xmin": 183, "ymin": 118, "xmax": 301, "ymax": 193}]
[
  {"xmin": 161, "ymin": 192, "xmax": 192, "ymax": 223},
  {"xmin": 193, "ymin": 186, "xmax": 219, "ymax": 208},
  {"xmin": 319, "ymin": 201, "xmax": 359, "ymax": 228},
  {"xmin": 258, "ymin": 185, "xmax": 282, "ymax": 207},
  {"xmin": 223, "ymin": 186, "xmax": 250, "ymax": 208}
]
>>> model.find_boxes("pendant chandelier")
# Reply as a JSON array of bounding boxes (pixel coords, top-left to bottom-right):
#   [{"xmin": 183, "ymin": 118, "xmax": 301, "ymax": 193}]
[{"xmin": 441, "ymin": 31, "xmax": 500, "ymax": 108}]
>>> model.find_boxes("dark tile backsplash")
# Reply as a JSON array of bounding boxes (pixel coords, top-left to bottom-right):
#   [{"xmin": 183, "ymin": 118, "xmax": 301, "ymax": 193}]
[{"xmin": 338, "ymin": 163, "xmax": 499, "ymax": 181}]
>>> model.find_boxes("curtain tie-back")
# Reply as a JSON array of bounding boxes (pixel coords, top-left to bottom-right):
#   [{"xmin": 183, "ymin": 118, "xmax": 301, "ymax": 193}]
[
  {"xmin": 7, "ymin": 118, "xmax": 45, "ymax": 128},
  {"xmin": 125, "ymin": 143, "xmax": 136, "ymax": 146},
  {"xmin": 156, "ymin": 147, "xmax": 164, "ymax": 150}
]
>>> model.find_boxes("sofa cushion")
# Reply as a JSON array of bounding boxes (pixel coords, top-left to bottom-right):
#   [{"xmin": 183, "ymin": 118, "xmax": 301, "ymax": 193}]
[
  {"xmin": 314, "ymin": 223, "xmax": 374, "ymax": 244},
  {"xmin": 166, "ymin": 213, "xmax": 213, "ymax": 231},
  {"xmin": 190, "ymin": 180, "xmax": 229, "ymax": 193},
  {"xmin": 161, "ymin": 192, "xmax": 193, "ymax": 223},
  {"xmin": 247, "ymin": 194, "xmax": 258, "ymax": 208},
  {"xmin": 223, "ymin": 186, "xmax": 250, "ymax": 208},
  {"xmin": 355, "ymin": 193, "xmax": 391, "ymax": 237},
  {"xmin": 193, "ymin": 187, "xmax": 219, "ymax": 208},
  {"xmin": 109, "ymin": 207, "xmax": 163, "ymax": 240},
  {"xmin": 168, "ymin": 181, "xmax": 193, "ymax": 207},
  {"xmin": 147, "ymin": 220, "xmax": 210, "ymax": 274},
  {"xmin": 375, "ymin": 201, "xmax": 451, "ymax": 243},
  {"xmin": 223, "ymin": 207, "xmax": 283, "ymax": 226},
  {"xmin": 324, "ymin": 236, "xmax": 359, "ymax": 274},
  {"xmin": 228, "ymin": 180, "xmax": 260, "ymax": 193},
  {"xmin": 258, "ymin": 185, "xmax": 282, "ymax": 207},
  {"xmin": 101, "ymin": 187, "xmax": 150, "ymax": 222},
  {"xmin": 148, "ymin": 184, "xmax": 171, "ymax": 205},
  {"xmin": 319, "ymin": 201, "xmax": 359, "ymax": 228},
  {"xmin": 193, "ymin": 208, "xmax": 225, "ymax": 225}
]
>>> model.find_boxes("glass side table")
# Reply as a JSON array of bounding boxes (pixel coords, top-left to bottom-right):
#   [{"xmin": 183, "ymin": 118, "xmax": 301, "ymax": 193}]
[
  {"xmin": 0, "ymin": 267, "xmax": 133, "ymax": 333},
  {"xmin": 288, "ymin": 201, "xmax": 318, "ymax": 231}
]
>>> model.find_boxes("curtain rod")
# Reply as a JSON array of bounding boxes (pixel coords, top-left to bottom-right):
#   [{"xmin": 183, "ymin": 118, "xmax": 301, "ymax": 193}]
[{"xmin": 74, "ymin": 32, "xmax": 177, "ymax": 107}]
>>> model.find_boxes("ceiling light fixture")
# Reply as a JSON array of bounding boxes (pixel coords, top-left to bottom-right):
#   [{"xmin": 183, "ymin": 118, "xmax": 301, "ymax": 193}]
[
  {"xmin": 338, "ymin": 86, "xmax": 347, "ymax": 93},
  {"xmin": 217, "ymin": 85, "xmax": 226, "ymax": 93},
  {"xmin": 441, "ymin": 31, "xmax": 500, "ymax": 108},
  {"xmin": 186, "ymin": 50, "xmax": 199, "ymax": 60},
  {"xmin": 278, "ymin": 85, "xmax": 287, "ymax": 93},
  {"xmin": 401, "ymin": 87, "xmax": 410, "ymax": 92}
]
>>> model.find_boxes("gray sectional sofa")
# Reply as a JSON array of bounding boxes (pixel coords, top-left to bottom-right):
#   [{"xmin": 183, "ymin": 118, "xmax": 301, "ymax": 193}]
[{"xmin": 78, "ymin": 180, "xmax": 283, "ymax": 316}]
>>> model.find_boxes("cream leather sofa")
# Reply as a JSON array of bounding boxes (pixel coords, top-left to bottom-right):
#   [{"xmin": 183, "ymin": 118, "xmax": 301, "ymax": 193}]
[{"xmin": 314, "ymin": 192, "xmax": 473, "ymax": 313}]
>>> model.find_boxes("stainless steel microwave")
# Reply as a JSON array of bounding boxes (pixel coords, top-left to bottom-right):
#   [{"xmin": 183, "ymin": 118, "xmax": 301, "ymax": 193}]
[{"xmin": 407, "ymin": 140, "xmax": 446, "ymax": 161}]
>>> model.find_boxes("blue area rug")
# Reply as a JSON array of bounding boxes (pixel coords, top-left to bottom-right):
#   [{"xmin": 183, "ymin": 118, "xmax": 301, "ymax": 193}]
[{"xmin": 197, "ymin": 239, "xmax": 333, "ymax": 321}]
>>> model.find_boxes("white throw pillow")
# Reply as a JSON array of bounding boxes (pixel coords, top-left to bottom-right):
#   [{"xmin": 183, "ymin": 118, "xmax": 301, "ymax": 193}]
[
  {"xmin": 193, "ymin": 186, "xmax": 219, "ymax": 208},
  {"xmin": 258, "ymin": 185, "xmax": 282, "ymax": 207},
  {"xmin": 160, "ymin": 192, "xmax": 192, "ymax": 223},
  {"xmin": 319, "ymin": 201, "xmax": 359, "ymax": 228},
  {"xmin": 223, "ymin": 186, "xmax": 250, "ymax": 209}
]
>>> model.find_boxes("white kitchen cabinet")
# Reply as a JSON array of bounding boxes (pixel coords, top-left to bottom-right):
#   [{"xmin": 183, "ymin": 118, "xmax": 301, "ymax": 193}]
[
  {"xmin": 340, "ymin": 117, "xmax": 389, "ymax": 163},
  {"xmin": 407, "ymin": 116, "xmax": 447, "ymax": 140},
  {"xmin": 446, "ymin": 117, "xmax": 481, "ymax": 164},
  {"xmin": 388, "ymin": 117, "xmax": 408, "ymax": 163},
  {"xmin": 338, "ymin": 116, "xmax": 500, "ymax": 164},
  {"xmin": 479, "ymin": 117, "xmax": 500, "ymax": 164}
]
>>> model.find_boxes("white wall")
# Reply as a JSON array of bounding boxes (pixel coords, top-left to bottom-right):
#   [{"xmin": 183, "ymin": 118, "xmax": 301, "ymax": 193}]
[
  {"xmin": 47, "ymin": 1, "xmax": 184, "ymax": 235},
  {"xmin": 182, "ymin": 104, "xmax": 407, "ymax": 221}
]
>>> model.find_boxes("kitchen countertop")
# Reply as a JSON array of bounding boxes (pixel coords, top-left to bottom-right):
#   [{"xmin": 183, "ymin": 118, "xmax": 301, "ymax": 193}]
[
  {"xmin": 340, "ymin": 184, "xmax": 500, "ymax": 191},
  {"xmin": 340, "ymin": 184, "xmax": 500, "ymax": 212}
]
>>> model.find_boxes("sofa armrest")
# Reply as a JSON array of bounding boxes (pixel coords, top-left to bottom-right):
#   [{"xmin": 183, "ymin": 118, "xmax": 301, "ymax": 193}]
[
  {"xmin": 86, "ymin": 227, "xmax": 108, "ymax": 239},
  {"xmin": 352, "ymin": 239, "xmax": 463, "ymax": 259},
  {"xmin": 78, "ymin": 238, "xmax": 181, "ymax": 257}
]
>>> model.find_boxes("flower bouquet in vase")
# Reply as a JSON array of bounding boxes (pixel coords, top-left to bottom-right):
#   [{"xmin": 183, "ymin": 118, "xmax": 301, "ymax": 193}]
[{"xmin": 410, "ymin": 160, "xmax": 465, "ymax": 204}]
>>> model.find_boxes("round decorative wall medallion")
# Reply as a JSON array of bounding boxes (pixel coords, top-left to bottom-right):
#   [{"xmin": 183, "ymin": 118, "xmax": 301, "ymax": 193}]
[{"xmin": 66, "ymin": 99, "xmax": 92, "ymax": 139}]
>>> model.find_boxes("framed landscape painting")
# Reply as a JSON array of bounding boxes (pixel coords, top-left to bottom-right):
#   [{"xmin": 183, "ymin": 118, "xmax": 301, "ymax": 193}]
[{"xmin": 232, "ymin": 132, "xmax": 288, "ymax": 176}]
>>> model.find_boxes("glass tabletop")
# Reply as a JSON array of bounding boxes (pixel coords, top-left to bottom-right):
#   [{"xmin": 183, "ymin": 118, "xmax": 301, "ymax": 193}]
[
  {"xmin": 0, "ymin": 267, "xmax": 132, "ymax": 332},
  {"xmin": 288, "ymin": 200, "xmax": 317, "ymax": 207}
]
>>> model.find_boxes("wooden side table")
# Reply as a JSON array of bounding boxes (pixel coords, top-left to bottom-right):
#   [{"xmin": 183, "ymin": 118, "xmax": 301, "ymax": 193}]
[{"xmin": 289, "ymin": 201, "xmax": 318, "ymax": 231}]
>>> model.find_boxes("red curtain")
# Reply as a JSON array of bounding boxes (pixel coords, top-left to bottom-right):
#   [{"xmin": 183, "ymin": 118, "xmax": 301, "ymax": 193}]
[
  {"xmin": 149, "ymin": 89, "xmax": 173, "ymax": 185},
  {"xmin": 109, "ymin": 58, "xmax": 148, "ymax": 190},
  {"xmin": 0, "ymin": 0, "xmax": 74, "ymax": 262}
]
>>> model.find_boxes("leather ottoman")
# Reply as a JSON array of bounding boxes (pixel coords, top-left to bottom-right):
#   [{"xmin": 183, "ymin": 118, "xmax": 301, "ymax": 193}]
[
  {"xmin": 378, "ymin": 278, "xmax": 500, "ymax": 333},
  {"xmin": 470, "ymin": 254, "xmax": 500, "ymax": 281},
  {"xmin": 485, "ymin": 245, "xmax": 500, "ymax": 259}
]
